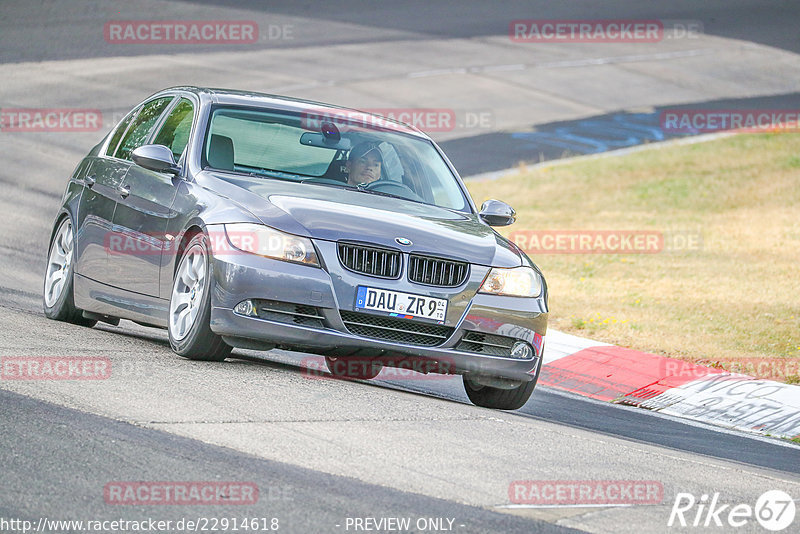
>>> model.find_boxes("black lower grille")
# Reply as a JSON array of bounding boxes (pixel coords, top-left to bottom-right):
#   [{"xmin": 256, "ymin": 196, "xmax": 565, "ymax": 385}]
[
  {"xmin": 254, "ymin": 299, "xmax": 325, "ymax": 328},
  {"xmin": 338, "ymin": 242, "xmax": 401, "ymax": 278},
  {"xmin": 408, "ymin": 255, "xmax": 468, "ymax": 287},
  {"xmin": 456, "ymin": 331, "xmax": 518, "ymax": 357},
  {"xmin": 340, "ymin": 310, "xmax": 453, "ymax": 346}
]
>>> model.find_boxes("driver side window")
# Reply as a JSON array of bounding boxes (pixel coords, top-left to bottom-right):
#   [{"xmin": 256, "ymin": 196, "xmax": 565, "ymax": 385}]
[
  {"xmin": 152, "ymin": 98, "xmax": 195, "ymax": 161},
  {"xmin": 113, "ymin": 97, "xmax": 173, "ymax": 161}
]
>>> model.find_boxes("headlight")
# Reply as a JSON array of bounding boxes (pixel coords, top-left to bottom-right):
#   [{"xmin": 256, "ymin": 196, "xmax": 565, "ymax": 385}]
[
  {"xmin": 222, "ymin": 223, "xmax": 319, "ymax": 266},
  {"xmin": 479, "ymin": 266, "xmax": 541, "ymax": 298}
]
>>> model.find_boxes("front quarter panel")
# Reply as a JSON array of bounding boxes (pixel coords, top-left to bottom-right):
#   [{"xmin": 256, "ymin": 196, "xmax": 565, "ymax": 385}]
[{"xmin": 159, "ymin": 176, "xmax": 264, "ymax": 298}]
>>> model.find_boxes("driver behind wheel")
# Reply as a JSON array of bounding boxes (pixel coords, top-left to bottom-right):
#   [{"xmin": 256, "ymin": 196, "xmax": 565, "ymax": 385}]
[
  {"xmin": 345, "ymin": 140, "xmax": 404, "ymax": 187},
  {"xmin": 346, "ymin": 141, "xmax": 383, "ymax": 186}
]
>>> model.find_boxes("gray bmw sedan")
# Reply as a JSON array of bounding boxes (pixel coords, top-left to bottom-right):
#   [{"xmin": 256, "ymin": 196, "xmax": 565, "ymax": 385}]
[{"xmin": 43, "ymin": 87, "xmax": 548, "ymax": 410}]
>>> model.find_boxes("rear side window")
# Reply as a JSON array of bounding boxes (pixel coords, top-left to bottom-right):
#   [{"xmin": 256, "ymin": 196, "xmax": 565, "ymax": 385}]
[
  {"xmin": 114, "ymin": 97, "xmax": 173, "ymax": 161},
  {"xmin": 153, "ymin": 98, "xmax": 195, "ymax": 161},
  {"xmin": 105, "ymin": 111, "xmax": 136, "ymax": 157},
  {"xmin": 206, "ymin": 109, "xmax": 340, "ymax": 176}
]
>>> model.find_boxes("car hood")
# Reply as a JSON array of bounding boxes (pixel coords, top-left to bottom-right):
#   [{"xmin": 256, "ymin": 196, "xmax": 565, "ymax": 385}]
[{"xmin": 203, "ymin": 173, "xmax": 522, "ymax": 267}]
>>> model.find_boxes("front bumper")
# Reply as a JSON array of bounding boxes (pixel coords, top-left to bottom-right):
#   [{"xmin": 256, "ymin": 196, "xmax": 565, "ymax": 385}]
[{"xmin": 208, "ymin": 241, "xmax": 548, "ymax": 382}]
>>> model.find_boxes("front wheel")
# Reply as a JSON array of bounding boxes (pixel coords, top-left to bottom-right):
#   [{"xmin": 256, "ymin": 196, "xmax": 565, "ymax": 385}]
[
  {"xmin": 43, "ymin": 216, "xmax": 96, "ymax": 327},
  {"xmin": 168, "ymin": 233, "xmax": 231, "ymax": 361},
  {"xmin": 462, "ymin": 374, "xmax": 537, "ymax": 410}
]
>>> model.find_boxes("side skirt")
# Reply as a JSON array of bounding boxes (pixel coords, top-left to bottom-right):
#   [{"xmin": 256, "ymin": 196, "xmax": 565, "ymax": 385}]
[{"xmin": 73, "ymin": 273, "xmax": 169, "ymax": 328}]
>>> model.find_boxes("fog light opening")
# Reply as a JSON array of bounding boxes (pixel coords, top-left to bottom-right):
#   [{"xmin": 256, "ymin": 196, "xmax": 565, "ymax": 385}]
[
  {"xmin": 510, "ymin": 341, "xmax": 533, "ymax": 359},
  {"xmin": 234, "ymin": 299, "xmax": 257, "ymax": 317}
]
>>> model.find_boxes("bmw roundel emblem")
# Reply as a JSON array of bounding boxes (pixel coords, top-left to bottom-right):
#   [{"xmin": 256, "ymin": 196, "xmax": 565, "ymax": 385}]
[{"xmin": 395, "ymin": 237, "xmax": 413, "ymax": 246}]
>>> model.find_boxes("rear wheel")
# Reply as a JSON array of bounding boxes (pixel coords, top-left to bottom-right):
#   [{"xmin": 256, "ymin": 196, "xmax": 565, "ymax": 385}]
[
  {"xmin": 168, "ymin": 233, "xmax": 231, "ymax": 361},
  {"xmin": 43, "ymin": 217, "xmax": 96, "ymax": 327},
  {"xmin": 325, "ymin": 355, "xmax": 383, "ymax": 380}
]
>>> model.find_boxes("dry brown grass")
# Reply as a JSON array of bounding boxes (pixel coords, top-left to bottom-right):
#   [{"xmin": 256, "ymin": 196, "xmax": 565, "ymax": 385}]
[{"xmin": 466, "ymin": 134, "xmax": 800, "ymax": 379}]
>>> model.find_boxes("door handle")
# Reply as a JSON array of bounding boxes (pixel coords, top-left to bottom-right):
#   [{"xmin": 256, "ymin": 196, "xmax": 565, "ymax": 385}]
[
  {"xmin": 85, "ymin": 175, "xmax": 96, "ymax": 188},
  {"xmin": 118, "ymin": 184, "xmax": 131, "ymax": 198}
]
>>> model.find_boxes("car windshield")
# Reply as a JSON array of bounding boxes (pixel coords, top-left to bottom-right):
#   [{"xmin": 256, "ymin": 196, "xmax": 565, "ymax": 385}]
[{"xmin": 203, "ymin": 106, "xmax": 469, "ymax": 211}]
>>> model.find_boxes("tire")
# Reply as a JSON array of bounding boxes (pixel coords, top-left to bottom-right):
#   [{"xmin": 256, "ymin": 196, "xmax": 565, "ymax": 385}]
[
  {"xmin": 462, "ymin": 358, "xmax": 542, "ymax": 410},
  {"xmin": 43, "ymin": 216, "xmax": 97, "ymax": 327},
  {"xmin": 325, "ymin": 355, "xmax": 383, "ymax": 380},
  {"xmin": 168, "ymin": 232, "xmax": 231, "ymax": 361}
]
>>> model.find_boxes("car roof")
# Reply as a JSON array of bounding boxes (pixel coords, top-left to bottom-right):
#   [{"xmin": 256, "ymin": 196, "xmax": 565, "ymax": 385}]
[{"xmin": 158, "ymin": 86, "xmax": 428, "ymax": 139}]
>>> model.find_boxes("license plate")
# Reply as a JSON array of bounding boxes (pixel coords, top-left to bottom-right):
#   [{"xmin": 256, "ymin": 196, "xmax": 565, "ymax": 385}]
[{"xmin": 355, "ymin": 286, "xmax": 447, "ymax": 322}]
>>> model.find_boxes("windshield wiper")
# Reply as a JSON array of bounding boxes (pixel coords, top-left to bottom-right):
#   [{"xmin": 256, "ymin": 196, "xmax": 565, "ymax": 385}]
[
  {"xmin": 300, "ymin": 179, "xmax": 359, "ymax": 190},
  {"xmin": 353, "ymin": 186, "xmax": 426, "ymax": 206},
  {"xmin": 247, "ymin": 168, "xmax": 304, "ymax": 181}
]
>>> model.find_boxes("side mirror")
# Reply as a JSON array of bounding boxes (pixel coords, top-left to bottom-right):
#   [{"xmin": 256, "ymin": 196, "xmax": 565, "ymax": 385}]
[
  {"xmin": 132, "ymin": 144, "xmax": 180, "ymax": 175},
  {"xmin": 479, "ymin": 199, "xmax": 516, "ymax": 226}
]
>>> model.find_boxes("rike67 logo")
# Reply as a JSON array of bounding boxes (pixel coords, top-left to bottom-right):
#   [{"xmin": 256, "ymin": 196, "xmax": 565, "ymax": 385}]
[{"xmin": 669, "ymin": 490, "xmax": 796, "ymax": 531}]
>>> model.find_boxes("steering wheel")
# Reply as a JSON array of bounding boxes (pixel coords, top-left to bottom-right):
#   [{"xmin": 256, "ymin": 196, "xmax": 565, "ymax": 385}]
[{"xmin": 365, "ymin": 180, "xmax": 425, "ymax": 202}]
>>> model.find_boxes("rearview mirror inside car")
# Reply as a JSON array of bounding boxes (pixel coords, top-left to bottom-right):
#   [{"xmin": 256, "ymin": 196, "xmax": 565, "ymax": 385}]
[{"xmin": 300, "ymin": 132, "xmax": 352, "ymax": 150}]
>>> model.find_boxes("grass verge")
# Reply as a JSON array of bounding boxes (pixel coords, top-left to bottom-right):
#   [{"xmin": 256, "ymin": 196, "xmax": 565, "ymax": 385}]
[{"xmin": 466, "ymin": 134, "xmax": 800, "ymax": 382}]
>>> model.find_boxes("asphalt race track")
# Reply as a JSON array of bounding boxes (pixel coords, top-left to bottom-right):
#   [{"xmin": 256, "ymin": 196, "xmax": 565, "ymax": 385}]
[{"xmin": 1, "ymin": 2, "xmax": 799, "ymax": 533}]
